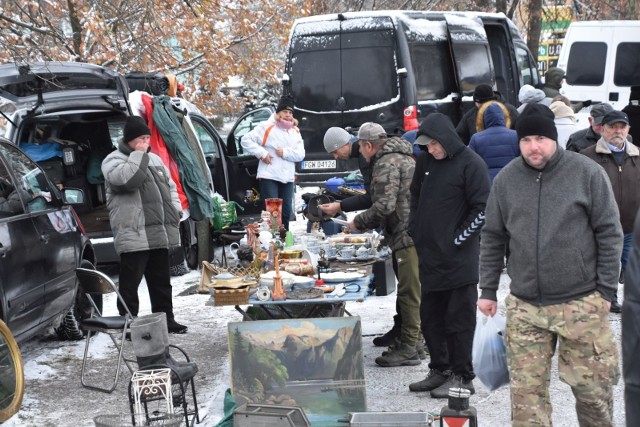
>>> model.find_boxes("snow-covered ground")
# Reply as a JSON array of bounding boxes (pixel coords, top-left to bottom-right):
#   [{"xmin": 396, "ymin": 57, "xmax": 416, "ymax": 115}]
[{"xmin": 5, "ymin": 211, "xmax": 627, "ymax": 426}]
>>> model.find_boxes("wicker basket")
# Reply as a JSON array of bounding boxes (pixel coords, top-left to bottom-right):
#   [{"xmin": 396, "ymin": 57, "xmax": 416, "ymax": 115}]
[{"xmin": 213, "ymin": 287, "xmax": 255, "ymax": 306}]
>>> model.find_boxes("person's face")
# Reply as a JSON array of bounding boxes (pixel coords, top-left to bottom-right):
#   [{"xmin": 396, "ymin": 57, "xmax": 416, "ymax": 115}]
[
  {"xmin": 426, "ymin": 141, "xmax": 447, "ymax": 160},
  {"xmin": 359, "ymin": 140, "xmax": 374, "ymax": 162},
  {"xmin": 279, "ymin": 110, "xmax": 294, "ymax": 122},
  {"xmin": 601, "ymin": 121, "xmax": 630, "ymax": 148},
  {"xmin": 331, "ymin": 144, "xmax": 351, "ymax": 160},
  {"xmin": 589, "ymin": 116, "xmax": 604, "ymax": 135},
  {"xmin": 519, "ymin": 135, "xmax": 557, "ymax": 170},
  {"xmin": 128, "ymin": 135, "xmax": 151, "ymax": 151}
]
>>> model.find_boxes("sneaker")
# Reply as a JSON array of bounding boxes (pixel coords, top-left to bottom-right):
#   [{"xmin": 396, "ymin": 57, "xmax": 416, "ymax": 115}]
[
  {"xmin": 409, "ymin": 369, "xmax": 451, "ymax": 392},
  {"xmin": 610, "ymin": 300, "xmax": 622, "ymax": 313},
  {"xmin": 372, "ymin": 325, "xmax": 400, "ymax": 347},
  {"xmin": 375, "ymin": 342, "xmax": 421, "ymax": 367},
  {"xmin": 430, "ymin": 374, "xmax": 475, "ymax": 399},
  {"xmin": 167, "ymin": 319, "xmax": 188, "ymax": 334}
]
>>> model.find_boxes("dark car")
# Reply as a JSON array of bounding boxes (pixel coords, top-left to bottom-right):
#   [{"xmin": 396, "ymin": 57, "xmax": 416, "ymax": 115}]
[{"xmin": 0, "ymin": 137, "xmax": 96, "ymax": 343}]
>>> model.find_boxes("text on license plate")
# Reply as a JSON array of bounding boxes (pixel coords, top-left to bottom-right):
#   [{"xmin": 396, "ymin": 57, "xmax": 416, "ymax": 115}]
[{"xmin": 302, "ymin": 160, "xmax": 336, "ymax": 170}]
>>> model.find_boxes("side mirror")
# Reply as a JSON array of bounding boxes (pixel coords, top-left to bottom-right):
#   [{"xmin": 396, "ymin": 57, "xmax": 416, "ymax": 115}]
[{"xmin": 62, "ymin": 188, "xmax": 85, "ymax": 205}]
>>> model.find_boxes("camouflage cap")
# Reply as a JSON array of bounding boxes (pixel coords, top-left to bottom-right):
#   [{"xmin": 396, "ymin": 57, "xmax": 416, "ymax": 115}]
[{"xmin": 357, "ymin": 122, "xmax": 386, "ymax": 141}]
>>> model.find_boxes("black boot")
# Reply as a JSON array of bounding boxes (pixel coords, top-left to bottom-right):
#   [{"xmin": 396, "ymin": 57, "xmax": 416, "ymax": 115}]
[{"xmin": 373, "ymin": 315, "xmax": 401, "ymax": 347}]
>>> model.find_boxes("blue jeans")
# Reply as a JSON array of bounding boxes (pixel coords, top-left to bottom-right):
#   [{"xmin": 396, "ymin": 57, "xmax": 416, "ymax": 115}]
[{"xmin": 260, "ymin": 179, "xmax": 294, "ymax": 230}]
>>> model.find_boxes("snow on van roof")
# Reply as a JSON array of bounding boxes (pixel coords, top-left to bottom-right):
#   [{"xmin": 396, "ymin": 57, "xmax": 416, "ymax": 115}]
[{"xmin": 291, "ymin": 10, "xmax": 502, "ymax": 41}]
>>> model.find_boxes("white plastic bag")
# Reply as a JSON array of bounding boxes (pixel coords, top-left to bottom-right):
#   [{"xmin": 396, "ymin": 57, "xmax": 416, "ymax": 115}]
[{"xmin": 472, "ymin": 313, "xmax": 510, "ymax": 391}]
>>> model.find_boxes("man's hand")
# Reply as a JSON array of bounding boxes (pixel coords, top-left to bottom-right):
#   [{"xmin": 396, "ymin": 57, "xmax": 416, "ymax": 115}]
[
  {"xmin": 134, "ymin": 141, "xmax": 150, "ymax": 152},
  {"xmin": 348, "ymin": 220, "xmax": 358, "ymax": 232},
  {"xmin": 477, "ymin": 298, "xmax": 497, "ymax": 317},
  {"xmin": 319, "ymin": 202, "xmax": 341, "ymax": 216},
  {"xmin": 275, "ymin": 147, "xmax": 284, "ymax": 157},
  {"xmin": 261, "ymin": 153, "xmax": 273, "ymax": 164}
]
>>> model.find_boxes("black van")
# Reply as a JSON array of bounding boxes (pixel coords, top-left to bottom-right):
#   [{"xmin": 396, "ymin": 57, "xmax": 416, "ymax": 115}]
[{"xmin": 283, "ymin": 11, "xmax": 539, "ymax": 185}]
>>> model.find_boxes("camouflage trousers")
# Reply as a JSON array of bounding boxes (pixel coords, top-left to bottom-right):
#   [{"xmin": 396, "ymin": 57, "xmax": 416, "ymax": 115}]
[{"xmin": 505, "ymin": 292, "xmax": 619, "ymax": 427}]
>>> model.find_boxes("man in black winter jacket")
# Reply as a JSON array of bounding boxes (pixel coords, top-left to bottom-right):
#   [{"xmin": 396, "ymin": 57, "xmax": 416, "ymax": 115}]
[
  {"xmin": 566, "ymin": 102, "xmax": 614, "ymax": 152},
  {"xmin": 455, "ymin": 84, "xmax": 519, "ymax": 145},
  {"xmin": 408, "ymin": 113, "xmax": 491, "ymax": 398}
]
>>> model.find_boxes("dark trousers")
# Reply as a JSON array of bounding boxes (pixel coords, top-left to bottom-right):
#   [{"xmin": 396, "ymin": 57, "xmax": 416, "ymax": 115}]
[
  {"xmin": 260, "ymin": 179, "xmax": 294, "ymax": 230},
  {"xmin": 118, "ymin": 248, "xmax": 173, "ymax": 318},
  {"xmin": 422, "ymin": 283, "xmax": 477, "ymax": 379}
]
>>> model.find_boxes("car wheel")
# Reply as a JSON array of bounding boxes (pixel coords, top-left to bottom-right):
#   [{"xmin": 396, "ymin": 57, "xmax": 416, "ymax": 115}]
[
  {"xmin": 55, "ymin": 260, "xmax": 102, "ymax": 341},
  {"xmin": 181, "ymin": 220, "xmax": 198, "ymax": 270}
]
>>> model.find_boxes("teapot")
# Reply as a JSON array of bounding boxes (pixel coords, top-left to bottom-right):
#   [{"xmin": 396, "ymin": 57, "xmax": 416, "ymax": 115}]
[{"xmin": 356, "ymin": 246, "xmax": 371, "ymax": 259}]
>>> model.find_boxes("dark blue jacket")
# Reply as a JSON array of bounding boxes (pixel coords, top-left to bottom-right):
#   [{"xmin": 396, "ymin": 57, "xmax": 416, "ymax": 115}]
[{"xmin": 468, "ymin": 103, "xmax": 520, "ymax": 183}]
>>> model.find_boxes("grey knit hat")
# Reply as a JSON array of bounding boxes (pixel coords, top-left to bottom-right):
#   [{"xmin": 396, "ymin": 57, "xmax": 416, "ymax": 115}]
[{"xmin": 323, "ymin": 127, "xmax": 356, "ymax": 153}]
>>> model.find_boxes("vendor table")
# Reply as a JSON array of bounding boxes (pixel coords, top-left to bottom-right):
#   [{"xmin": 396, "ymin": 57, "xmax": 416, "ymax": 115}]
[{"xmin": 234, "ymin": 275, "xmax": 369, "ymax": 320}]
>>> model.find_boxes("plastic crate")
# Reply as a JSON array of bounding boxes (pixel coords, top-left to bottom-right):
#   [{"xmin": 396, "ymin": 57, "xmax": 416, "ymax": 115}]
[{"xmin": 349, "ymin": 412, "xmax": 429, "ymax": 427}]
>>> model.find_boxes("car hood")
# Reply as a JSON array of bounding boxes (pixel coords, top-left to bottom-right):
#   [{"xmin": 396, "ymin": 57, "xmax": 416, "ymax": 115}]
[{"xmin": 0, "ymin": 62, "xmax": 130, "ymax": 114}]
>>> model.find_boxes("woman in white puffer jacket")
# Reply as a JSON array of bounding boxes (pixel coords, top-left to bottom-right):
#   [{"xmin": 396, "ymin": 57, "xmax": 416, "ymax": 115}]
[{"xmin": 241, "ymin": 95, "xmax": 305, "ymax": 229}]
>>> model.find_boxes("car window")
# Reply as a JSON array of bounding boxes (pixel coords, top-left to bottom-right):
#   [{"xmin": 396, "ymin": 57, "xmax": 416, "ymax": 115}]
[
  {"xmin": 0, "ymin": 144, "xmax": 56, "ymax": 213},
  {"xmin": 614, "ymin": 42, "xmax": 640, "ymax": 86},
  {"xmin": 411, "ymin": 43, "xmax": 456, "ymax": 99},
  {"xmin": 565, "ymin": 42, "xmax": 607, "ymax": 86},
  {"xmin": 232, "ymin": 109, "xmax": 272, "ymax": 155},
  {"xmin": 192, "ymin": 120, "xmax": 218, "ymax": 156},
  {"xmin": 516, "ymin": 46, "xmax": 539, "ymax": 87}
]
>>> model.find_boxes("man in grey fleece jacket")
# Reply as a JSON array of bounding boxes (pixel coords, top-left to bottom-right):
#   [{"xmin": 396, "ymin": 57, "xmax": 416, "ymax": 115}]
[{"xmin": 477, "ymin": 107, "xmax": 622, "ymax": 427}]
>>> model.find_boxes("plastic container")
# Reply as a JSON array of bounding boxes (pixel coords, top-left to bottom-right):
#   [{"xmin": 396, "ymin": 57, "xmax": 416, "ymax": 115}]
[
  {"xmin": 350, "ymin": 412, "xmax": 429, "ymax": 426},
  {"xmin": 234, "ymin": 403, "xmax": 310, "ymax": 427},
  {"xmin": 325, "ymin": 177, "xmax": 346, "ymax": 192}
]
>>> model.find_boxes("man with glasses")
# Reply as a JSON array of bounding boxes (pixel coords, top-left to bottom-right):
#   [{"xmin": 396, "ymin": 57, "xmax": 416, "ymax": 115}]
[{"xmin": 581, "ymin": 110, "xmax": 636, "ymax": 313}]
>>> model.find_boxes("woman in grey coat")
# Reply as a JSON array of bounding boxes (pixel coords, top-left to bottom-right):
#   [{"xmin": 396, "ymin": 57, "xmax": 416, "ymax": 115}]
[{"xmin": 102, "ymin": 116, "xmax": 187, "ymax": 334}]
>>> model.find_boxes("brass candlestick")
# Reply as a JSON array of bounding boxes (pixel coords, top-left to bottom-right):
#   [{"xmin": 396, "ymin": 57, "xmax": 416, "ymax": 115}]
[{"xmin": 271, "ymin": 243, "xmax": 286, "ymax": 301}]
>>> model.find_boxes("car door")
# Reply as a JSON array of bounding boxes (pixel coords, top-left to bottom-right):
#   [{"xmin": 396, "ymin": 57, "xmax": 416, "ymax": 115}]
[
  {"xmin": 445, "ymin": 15, "xmax": 495, "ymax": 118},
  {"xmin": 3, "ymin": 143, "xmax": 78, "ymax": 325},
  {"xmin": 0, "ymin": 143, "xmax": 45, "ymax": 337},
  {"xmin": 222, "ymin": 106, "xmax": 273, "ymax": 217}
]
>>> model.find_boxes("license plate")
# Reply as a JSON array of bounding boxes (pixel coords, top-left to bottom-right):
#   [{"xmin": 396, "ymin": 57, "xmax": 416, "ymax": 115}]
[{"xmin": 301, "ymin": 160, "xmax": 336, "ymax": 170}]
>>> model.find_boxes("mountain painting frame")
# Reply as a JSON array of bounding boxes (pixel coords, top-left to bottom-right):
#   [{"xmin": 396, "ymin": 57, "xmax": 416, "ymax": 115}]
[{"xmin": 228, "ymin": 316, "xmax": 366, "ymax": 426}]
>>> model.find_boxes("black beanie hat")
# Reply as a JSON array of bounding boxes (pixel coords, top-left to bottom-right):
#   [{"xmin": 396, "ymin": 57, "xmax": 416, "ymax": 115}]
[
  {"xmin": 516, "ymin": 113, "xmax": 558, "ymax": 142},
  {"xmin": 276, "ymin": 94, "xmax": 295, "ymax": 113},
  {"xmin": 124, "ymin": 116, "xmax": 151, "ymax": 143},
  {"xmin": 473, "ymin": 84, "xmax": 496, "ymax": 103}
]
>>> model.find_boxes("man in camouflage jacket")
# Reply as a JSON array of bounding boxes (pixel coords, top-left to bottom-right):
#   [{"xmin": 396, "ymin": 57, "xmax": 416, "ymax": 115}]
[{"xmin": 348, "ymin": 122, "xmax": 422, "ymax": 368}]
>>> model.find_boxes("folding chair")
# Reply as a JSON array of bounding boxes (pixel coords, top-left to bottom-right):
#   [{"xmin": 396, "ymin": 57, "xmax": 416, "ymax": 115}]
[{"xmin": 76, "ymin": 267, "xmax": 136, "ymax": 393}]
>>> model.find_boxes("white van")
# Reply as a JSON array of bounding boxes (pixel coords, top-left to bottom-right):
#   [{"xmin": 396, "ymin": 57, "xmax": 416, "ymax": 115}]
[{"xmin": 557, "ymin": 20, "xmax": 640, "ymax": 111}]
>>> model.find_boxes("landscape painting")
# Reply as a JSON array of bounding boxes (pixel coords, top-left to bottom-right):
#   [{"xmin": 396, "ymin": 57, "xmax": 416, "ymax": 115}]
[{"xmin": 228, "ymin": 316, "xmax": 366, "ymax": 426}]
